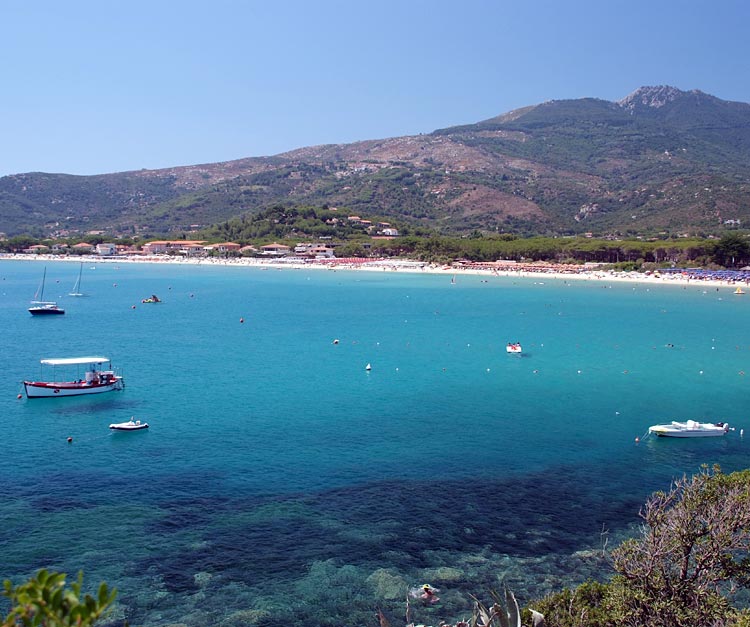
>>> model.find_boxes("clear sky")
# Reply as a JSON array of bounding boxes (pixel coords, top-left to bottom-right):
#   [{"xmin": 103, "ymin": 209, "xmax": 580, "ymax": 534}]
[{"xmin": 2, "ymin": 0, "xmax": 749, "ymax": 177}]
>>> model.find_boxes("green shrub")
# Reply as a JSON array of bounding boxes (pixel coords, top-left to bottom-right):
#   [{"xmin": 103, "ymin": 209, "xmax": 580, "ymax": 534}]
[{"xmin": 2, "ymin": 569, "xmax": 116, "ymax": 627}]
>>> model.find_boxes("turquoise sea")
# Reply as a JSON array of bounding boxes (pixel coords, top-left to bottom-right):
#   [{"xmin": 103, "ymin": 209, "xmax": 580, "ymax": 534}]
[{"xmin": 1, "ymin": 259, "xmax": 748, "ymax": 626}]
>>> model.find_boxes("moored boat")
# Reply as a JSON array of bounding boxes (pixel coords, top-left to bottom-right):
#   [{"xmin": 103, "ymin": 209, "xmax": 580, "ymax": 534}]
[
  {"xmin": 69, "ymin": 262, "xmax": 85, "ymax": 296},
  {"xmin": 506, "ymin": 342, "xmax": 522, "ymax": 354},
  {"xmin": 23, "ymin": 356, "xmax": 124, "ymax": 398},
  {"xmin": 648, "ymin": 420, "xmax": 730, "ymax": 438},
  {"xmin": 29, "ymin": 301, "xmax": 65, "ymax": 315},
  {"xmin": 110, "ymin": 418, "xmax": 149, "ymax": 431},
  {"xmin": 29, "ymin": 267, "xmax": 65, "ymax": 315}
]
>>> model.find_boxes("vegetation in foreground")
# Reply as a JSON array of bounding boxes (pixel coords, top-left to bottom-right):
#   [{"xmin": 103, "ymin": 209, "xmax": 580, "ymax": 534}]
[
  {"xmin": 4, "ymin": 466, "xmax": 750, "ymax": 627},
  {"xmin": 1, "ymin": 570, "xmax": 116, "ymax": 627},
  {"xmin": 529, "ymin": 465, "xmax": 750, "ymax": 627}
]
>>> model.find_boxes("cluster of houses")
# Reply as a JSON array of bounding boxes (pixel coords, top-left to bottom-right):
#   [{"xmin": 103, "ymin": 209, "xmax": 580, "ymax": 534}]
[
  {"xmin": 140, "ymin": 241, "xmax": 336, "ymax": 258},
  {"xmin": 26, "ymin": 242, "xmax": 120, "ymax": 255},
  {"xmin": 19, "ymin": 216, "xmax": 400, "ymax": 259},
  {"xmin": 342, "ymin": 217, "xmax": 399, "ymax": 237},
  {"xmin": 21, "ymin": 240, "xmax": 342, "ymax": 259}
]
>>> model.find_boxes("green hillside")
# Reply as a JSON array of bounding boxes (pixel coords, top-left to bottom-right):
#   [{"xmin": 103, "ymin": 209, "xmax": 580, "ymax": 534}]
[{"xmin": 3, "ymin": 86, "xmax": 750, "ymax": 238}]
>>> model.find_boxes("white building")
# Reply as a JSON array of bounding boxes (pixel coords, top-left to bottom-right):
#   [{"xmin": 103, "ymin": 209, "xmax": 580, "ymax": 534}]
[{"xmin": 96, "ymin": 243, "xmax": 117, "ymax": 255}]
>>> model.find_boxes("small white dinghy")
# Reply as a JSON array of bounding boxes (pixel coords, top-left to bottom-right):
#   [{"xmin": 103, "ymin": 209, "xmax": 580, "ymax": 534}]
[
  {"xmin": 648, "ymin": 420, "xmax": 730, "ymax": 438},
  {"xmin": 109, "ymin": 418, "xmax": 149, "ymax": 431}
]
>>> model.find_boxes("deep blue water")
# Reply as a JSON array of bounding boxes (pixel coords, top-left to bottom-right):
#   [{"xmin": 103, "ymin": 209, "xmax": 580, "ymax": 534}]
[{"xmin": 1, "ymin": 259, "xmax": 748, "ymax": 626}]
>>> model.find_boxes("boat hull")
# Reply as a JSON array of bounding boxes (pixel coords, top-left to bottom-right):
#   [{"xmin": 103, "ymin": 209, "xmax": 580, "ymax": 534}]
[
  {"xmin": 23, "ymin": 378, "xmax": 124, "ymax": 398},
  {"xmin": 649, "ymin": 429, "xmax": 726, "ymax": 438},
  {"xmin": 649, "ymin": 421, "xmax": 729, "ymax": 437},
  {"xmin": 110, "ymin": 421, "xmax": 148, "ymax": 431},
  {"xmin": 29, "ymin": 307, "xmax": 65, "ymax": 315}
]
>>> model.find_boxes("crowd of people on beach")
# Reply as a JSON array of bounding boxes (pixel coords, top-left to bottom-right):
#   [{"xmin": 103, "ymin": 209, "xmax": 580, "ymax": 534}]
[{"xmin": 659, "ymin": 267, "xmax": 750, "ymax": 283}]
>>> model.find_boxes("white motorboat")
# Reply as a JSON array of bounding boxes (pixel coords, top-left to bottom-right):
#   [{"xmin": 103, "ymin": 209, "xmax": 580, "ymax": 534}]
[
  {"xmin": 648, "ymin": 420, "xmax": 730, "ymax": 438},
  {"xmin": 110, "ymin": 418, "xmax": 149, "ymax": 431},
  {"xmin": 506, "ymin": 342, "xmax": 522, "ymax": 354},
  {"xmin": 23, "ymin": 356, "xmax": 124, "ymax": 398}
]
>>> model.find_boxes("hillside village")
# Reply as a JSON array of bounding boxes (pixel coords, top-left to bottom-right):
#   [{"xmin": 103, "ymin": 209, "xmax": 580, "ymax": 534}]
[{"xmin": 4, "ymin": 208, "xmax": 402, "ymax": 260}]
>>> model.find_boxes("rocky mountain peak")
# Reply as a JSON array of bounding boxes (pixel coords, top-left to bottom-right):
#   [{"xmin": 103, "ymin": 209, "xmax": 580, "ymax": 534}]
[{"xmin": 618, "ymin": 85, "xmax": 690, "ymax": 112}]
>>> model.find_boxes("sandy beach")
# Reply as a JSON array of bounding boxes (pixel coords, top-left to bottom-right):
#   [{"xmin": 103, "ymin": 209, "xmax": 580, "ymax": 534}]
[{"xmin": 2, "ymin": 252, "xmax": 748, "ymax": 292}]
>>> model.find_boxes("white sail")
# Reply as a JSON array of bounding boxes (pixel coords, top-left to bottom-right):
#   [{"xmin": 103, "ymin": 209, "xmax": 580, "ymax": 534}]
[{"xmin": 69, "ymin": 263, "xmax": 84, "ymax": 296}]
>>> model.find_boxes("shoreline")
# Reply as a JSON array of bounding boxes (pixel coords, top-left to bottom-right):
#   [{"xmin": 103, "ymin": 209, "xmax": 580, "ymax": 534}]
[{"xmin": 2, "ymin": 252, "xmax": 747, "ymax": 291}]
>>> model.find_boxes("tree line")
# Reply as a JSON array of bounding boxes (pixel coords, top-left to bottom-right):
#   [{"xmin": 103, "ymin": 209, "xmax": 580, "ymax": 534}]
[
  {"xmin": 4, "ymin": 202, "xmax": 750, "ymax": 269},
  {"xmin": 351, "ymin": 232, "xmax": 750, "ymax": 268}
]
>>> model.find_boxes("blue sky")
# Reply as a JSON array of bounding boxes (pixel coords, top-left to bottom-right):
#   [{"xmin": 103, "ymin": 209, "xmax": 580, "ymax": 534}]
[{"xmin": 2, "ymin": 0, "xmax": 749, "ymax": 177}]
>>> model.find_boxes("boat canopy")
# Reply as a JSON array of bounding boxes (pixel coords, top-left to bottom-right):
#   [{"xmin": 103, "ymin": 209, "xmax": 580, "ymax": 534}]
[{"xmin": 40, "ymin": 357, "xmax": 110, "ymax": 366}]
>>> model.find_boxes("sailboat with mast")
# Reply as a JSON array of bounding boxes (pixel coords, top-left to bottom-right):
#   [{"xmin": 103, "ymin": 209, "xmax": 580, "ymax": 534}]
[
  {"xmin": 29, "ymin": 267, "xmax": 65, "ymax": 315},
  {"xmin": 69, "ymin": 262, "xmax": 85, "ymax": 297}
]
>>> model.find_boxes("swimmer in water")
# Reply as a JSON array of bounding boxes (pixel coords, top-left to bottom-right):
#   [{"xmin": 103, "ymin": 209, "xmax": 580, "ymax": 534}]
[{"xmin": 409, "ymin": 584, "xmax": 440, "ymax": 604}]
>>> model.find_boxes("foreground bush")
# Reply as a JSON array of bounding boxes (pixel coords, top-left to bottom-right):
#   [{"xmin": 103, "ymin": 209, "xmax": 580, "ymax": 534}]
[
  {"xmin": 531, "ymin": 465, "xmax": 750, "ymax": 627},
  {"xmin": 2, "ymin": 569, "xmax": 116, "ymax": 627}
]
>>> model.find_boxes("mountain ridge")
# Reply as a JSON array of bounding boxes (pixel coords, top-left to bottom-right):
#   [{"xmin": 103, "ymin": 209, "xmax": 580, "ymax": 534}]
[{"xmin": 2, "ymin": 86, "xmax": 750, "ymax": 238}]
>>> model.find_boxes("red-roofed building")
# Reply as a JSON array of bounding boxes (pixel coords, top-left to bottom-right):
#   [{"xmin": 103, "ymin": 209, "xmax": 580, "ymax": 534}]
[{"xmin": 26, "ymin": 244, "xmax": 50, "ymax": 254}]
